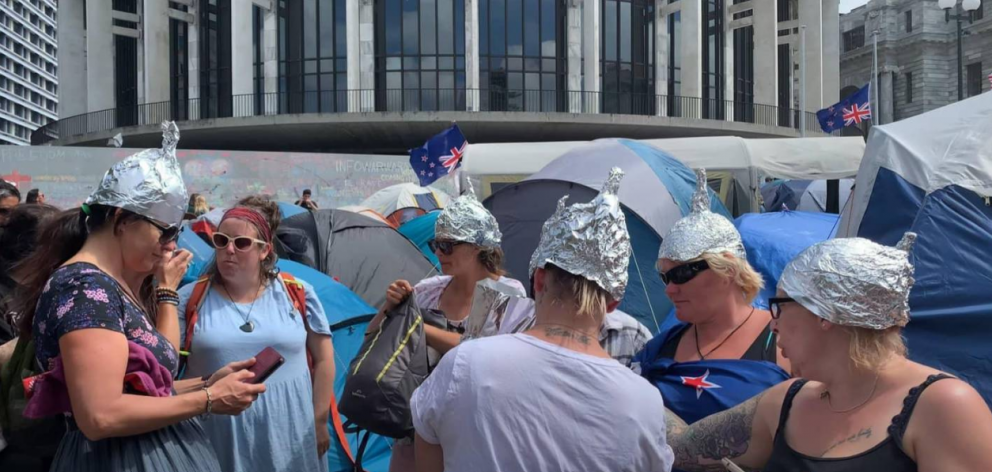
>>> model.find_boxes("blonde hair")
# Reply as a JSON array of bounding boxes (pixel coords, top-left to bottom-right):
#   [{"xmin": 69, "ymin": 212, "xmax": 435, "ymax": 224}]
[
  {"xmin": 697, "ymin": 252, "xmax": 765, "ymax": 304},
  {"xmin": 540, "ymin": 264, "xmax": 611, "ymax": 318},
  {"xmin": 192, "ymin": 194, "xmax": 209, "ymax": 216},
  {"xmin": 846, "ymin": 326, "xmax": 907, "ymax": 371}
]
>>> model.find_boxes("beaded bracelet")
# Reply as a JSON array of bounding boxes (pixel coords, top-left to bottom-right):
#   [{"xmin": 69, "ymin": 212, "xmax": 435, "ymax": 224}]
[{"xmin": 155, "ymin": 288, "xmax": 179, "ymax": 298}]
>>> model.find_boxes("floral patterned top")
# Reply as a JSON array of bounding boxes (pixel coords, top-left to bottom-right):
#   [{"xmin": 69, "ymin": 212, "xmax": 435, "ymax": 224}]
[{"xmin": 33, "ymin": 262, "xmax": 178, "ymax": 377}]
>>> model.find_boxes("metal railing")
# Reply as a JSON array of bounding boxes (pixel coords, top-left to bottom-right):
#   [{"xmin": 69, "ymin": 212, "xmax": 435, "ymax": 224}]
[{"xmin": 31, "ymin": 89, "xmax": 823, "ymax": 145}]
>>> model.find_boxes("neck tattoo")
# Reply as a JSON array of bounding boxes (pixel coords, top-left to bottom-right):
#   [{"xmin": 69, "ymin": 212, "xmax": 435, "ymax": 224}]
[
  {"xmin": 694, "ymin": 306, "xmax": 756, "ymax": 361},
  {"xmin": 533, "ymin": 323, "xmax": 597, "ymax": 346}
]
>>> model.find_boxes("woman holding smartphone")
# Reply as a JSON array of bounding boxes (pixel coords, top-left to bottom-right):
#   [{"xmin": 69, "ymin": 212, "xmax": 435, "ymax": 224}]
[
  {"xmin": 13, "ymin": 124, "xmax": 264, "ymax": 472},
  {"xmin": 178, "ymin": 201, "xmax": 335, "ymax": 472}
]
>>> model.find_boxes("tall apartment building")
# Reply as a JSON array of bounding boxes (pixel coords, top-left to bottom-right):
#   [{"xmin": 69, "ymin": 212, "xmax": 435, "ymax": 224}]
[{"xmin": 0, "ymin": 0, "xmax": 57, "ymax": 145}]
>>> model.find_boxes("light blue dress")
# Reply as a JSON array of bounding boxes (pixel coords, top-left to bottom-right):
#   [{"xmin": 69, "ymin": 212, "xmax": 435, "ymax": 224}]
[{"xmin": 178, "ymin": 276, "xmax": 332, "ymax": 472}]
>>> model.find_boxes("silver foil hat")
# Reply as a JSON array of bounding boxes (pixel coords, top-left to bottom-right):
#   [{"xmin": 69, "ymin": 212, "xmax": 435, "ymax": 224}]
[
  {"xmin": 778, "ymin": 233, "xmax": 917, "ymax": 330},
  {"xmin": 433, "ymin": 181, "xmax": 501, "ymax": 249},
  {"xmin": 529, "ymin": 167, "xmax": 631, "ymax": 301},
  {"xmin": 85, "ymin": 122, "xmax": 188, "ymax": 227},
  {"xmin": 657, "ymin": 168, "xmax": 746, "ymax": 263}
]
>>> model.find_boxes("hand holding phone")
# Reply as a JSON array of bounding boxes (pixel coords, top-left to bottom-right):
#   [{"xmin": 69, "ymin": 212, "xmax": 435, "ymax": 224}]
[{"xmin": 246, "ymin": 347, "xmax": 285, "ymax": 384}]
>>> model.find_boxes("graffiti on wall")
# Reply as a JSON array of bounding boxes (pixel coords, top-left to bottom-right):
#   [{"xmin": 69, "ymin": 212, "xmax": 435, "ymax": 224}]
[{"xmin": 0, "ymin": 146, "xmax": 428, "ymax": 210}]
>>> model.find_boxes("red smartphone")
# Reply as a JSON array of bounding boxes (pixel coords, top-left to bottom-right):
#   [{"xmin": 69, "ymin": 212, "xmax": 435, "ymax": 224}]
[{"xmin": 246, "ymin": 347, "xmax": 285, "ymax": 384}]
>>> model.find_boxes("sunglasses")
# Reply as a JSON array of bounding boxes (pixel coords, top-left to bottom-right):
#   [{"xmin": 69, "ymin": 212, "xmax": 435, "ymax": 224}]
[
  {"xmin": 140, "ymin": 216, "xmax": 181, "ymax": 244},
  {"xmin": 768, "ymin": 297, "xmax": 796, "ymax": 319},
  {"xmin": 211, "ymin": 232, "xmax": 268, "ymax": 252},
  {"xmin": 659, "ymin": 259, "xmax": 710, "ymax": 285},
  {"xmin": 428, "ymin": 240, "xmax": 466, "ymax": 255}
]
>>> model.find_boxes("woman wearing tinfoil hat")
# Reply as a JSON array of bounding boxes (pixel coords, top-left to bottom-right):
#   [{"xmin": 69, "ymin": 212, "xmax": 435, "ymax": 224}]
[
  {"xmin": 367, "ymin": 183, "xmax": 526, "ymax": 472},
  {"xmin": 411, "ymin": 168, "xmax": 674, "ymax": 472},
  {"xmin": 12, "ymin": 123, "xmax": 264, "ymax": 472},
  {"xmin": 666, "ymin": 235, "xmax": 992, "ymax": 472},
  {"xmin": 634, "ymin": 169, "xmax": 791, "ymax": 426}
]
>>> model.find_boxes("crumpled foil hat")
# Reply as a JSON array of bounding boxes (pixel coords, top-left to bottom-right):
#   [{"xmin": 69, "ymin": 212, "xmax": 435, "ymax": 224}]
[
  {"xmin": 529, "ymin": 167, "xmax": 631, "ymax": 301},
  {"xmin": 433, "ymin": 179, "xmax": 501, "ymax": 249},
  {"xmin": 657, "ymin": 168, "xmax": 746, "ymax": 263},
  {"xmin": 85, "ymin": 122, "xmax": 188, "ymax": 227},
  {"xmin": 778, "ymin": 233, "xmax": 917, "ymax": 330}
]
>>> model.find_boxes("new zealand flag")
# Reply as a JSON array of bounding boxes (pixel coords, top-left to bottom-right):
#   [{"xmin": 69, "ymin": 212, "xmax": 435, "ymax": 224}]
[
  {"xmin": 409, "ymin": 124, "xmax": 467, "ymax": 187},
  {"xmin": 816, "ymin": 83, "xmax": 872, "ymax": 133}
]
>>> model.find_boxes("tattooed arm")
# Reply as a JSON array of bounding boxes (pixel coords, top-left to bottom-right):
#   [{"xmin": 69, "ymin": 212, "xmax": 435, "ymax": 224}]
[{"xmin": 667, "ymin": 382, "xmax": 790, "ymax": 472}]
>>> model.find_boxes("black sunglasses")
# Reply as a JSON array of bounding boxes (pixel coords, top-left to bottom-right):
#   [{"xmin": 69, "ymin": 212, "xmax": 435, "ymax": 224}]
[
  {"xmin": 428, "ymin": 240, "xmax": 466, "ymax": 255},
  {"xmin": 768, "ymin": 297, "xmax": 796, "ymax": 319},
  {"xmin": 140, "ymin": 216, "xmax": 181, "ymax": 244},
  {"xmin": 659, "ymin": 259, "xmax": 710, "ymax": 285}
]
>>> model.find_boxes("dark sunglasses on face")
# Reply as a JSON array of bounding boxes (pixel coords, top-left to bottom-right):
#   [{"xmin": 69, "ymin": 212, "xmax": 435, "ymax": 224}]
[
  {"xmin": 428, "ymin": 240, "xmax": 465, "ymax": 255},
  {"xmin": 659, "ymin": 259, "xmax": 711, "ymax": 285},
  {"xmin": 140, "ymin": 216, "xmax": 181, "ymax": 244},
  {"xmin": 768, "ymin": 297, "xmax": 796, "ymax": 319},
  {"xmin": 211, "ymin": 232, "xmax": 268, "ymax": 252}
]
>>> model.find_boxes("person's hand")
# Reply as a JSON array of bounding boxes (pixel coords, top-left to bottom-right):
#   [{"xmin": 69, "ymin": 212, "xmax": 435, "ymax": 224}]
[
  {"xmin": 315, "ymin": 422, "xmax": 331, "ymax": 457},
  {"xmin": 207, "ymin": 370, "xmax": 266, "ymax": 415},
  {"xmin": 384, "ymin": 280, "xmax": 414, "ymax": 312},
  {"xmin": 157, "ymin": 249, "xmax": 193, "ymax": 291},
  {"xmin": 206, "ymin": 357, "xmax": 257, "ymax": 388}
]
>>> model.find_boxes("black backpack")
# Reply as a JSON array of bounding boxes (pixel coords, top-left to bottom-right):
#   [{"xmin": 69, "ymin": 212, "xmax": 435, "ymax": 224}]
[{"xmin": 339, "ymin": 298, "xmax": 447, "ymax": 440}]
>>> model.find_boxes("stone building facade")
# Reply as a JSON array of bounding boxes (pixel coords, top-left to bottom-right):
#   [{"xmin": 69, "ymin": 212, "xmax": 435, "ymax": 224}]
[{"xmin": 840, "ymin": 0, "xmax": 992, "ymax": 124}]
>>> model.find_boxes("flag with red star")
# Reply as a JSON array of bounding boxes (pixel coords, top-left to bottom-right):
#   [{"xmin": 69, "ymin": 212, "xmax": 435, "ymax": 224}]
[{"xmin": 409, "ymin": 124, "xmax": 467, "ymax": 187}]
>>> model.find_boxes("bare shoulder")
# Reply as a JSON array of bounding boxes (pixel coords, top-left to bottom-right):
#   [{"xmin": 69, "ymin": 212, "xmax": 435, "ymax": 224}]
[{"xmin": 913, "ymin": 375, "xmax": 989, "ymax": 422}]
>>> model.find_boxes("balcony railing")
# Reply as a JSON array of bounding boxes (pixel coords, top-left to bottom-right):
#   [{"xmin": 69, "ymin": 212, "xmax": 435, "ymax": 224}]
[{"xmin": 31, "ymin": 89, "xmax": 824, "ymax": 145}]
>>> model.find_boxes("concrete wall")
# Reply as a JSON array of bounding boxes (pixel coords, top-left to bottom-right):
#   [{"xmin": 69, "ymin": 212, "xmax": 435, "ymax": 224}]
[
  {"xmin": 86, "ymin": 0, "xmax": 115, "ymax": 113},
  {"xmin": 58, "ymin": 0, "xmax": 87, "ymax": 118},
  {"xmin": 143, "ymin": 0, "xmax": 171, "ymax": 104}
]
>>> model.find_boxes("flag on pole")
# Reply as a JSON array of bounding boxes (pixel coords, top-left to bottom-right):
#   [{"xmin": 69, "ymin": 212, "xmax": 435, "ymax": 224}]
[
  {"xmin": 815, "ymin": 83, "xmax": 872, "ymax": 133},
  {"xmin": 409, "ymin": 124, "xmax": 467, "ymax": 187}
]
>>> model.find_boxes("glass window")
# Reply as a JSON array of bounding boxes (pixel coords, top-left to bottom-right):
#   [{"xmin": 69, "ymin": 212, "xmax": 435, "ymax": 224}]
[
  {"xmin": 603, "ymin": 0, "xmax": 654, "ymax": 115},
  {"xmin": 966, "ymin": 62, "xmax": 983, "ymax": 97},
  {"xmin": 905, "ymin": 71, "xmax": 913, "ymax": 103},
  {"xmin": 279, "ymin": 0, "xmax": 347, "ymax": 113}
]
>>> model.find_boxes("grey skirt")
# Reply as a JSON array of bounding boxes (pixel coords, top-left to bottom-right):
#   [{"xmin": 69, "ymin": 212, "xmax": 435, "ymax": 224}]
[{"xmin": 49, "ymin": 417, "xmax": 221, "ymax": 472}]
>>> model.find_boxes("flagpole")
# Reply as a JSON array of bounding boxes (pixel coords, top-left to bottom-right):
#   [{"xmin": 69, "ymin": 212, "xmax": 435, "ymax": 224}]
[
  {"xmin": 872, "ymin": 29, "xmax": 880, "ymax": 126},
  {"xmin": 799, "ymin": 25, "xmax": 807, "ymax": 137}
]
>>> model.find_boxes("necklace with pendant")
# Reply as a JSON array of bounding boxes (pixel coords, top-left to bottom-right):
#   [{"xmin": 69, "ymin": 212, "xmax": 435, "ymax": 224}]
[{"xmin": 220, "ymin": 282, "xmax": 262, "ymax": 333}]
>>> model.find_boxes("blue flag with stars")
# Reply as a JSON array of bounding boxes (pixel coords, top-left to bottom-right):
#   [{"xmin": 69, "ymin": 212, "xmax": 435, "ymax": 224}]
[
  {"xmin": 409, "ymin": 124, "xmax": 467, "ymax": 187},
  {"xmin": 816, "ymin": 83, "xmax": 872, "ymax": 133}
]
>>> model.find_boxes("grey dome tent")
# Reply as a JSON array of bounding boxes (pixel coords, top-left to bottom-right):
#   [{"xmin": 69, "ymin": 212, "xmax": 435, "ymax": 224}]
[{"xmin": 275, "ymin": 209, "xmax": 437, "ymax": 308}]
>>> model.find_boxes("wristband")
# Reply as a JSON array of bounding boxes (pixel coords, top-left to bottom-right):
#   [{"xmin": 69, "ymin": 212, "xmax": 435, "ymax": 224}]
[{"xmin": 203, "ymin": 386, "xmax": 213, "ymax": 415}]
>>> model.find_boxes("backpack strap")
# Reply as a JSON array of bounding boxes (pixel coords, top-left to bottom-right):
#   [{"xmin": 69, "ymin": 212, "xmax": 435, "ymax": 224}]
[
  {"xmin": 178, "ymin": 277, "xmax": 211, "ymax": 379},
  {"xmin": 278, "ymin": 272, "xmax": 357, "ymax": 466}
]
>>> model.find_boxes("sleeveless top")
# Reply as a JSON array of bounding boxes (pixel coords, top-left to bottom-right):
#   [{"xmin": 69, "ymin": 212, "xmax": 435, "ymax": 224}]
[
  {"xmin": 633, "ymin": 322, "xmax": 790, "ymax": 425},
  {"xmin": 764, "ymin": 374, "xmax": 953, "ymax": 472}
]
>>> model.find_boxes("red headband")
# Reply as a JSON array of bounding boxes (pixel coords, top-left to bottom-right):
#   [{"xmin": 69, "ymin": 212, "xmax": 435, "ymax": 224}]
[{"xmin": 221, "ymin": 207, "xmax": 272, "ymax": 243}]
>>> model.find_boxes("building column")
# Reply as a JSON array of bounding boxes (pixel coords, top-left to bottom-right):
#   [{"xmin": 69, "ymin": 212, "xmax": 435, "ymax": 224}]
[
  {"xmin": 753, "ymin": 0, "xmax": 777, "ymax": 117},
  {"xmin": 798, "ymin": 0, "xmax": 823, "ymax": 111},
  {"xmin": 348, "ymin": 0, "xmax": 375, "ymax": 111},
  {"xmin": 263, "ymin": 6, "xmax": 278, "ymax": 113},
  {"xmin": 466, "ymin": 0, "xmax": 480, "ymax": 111},
  {"xmin": 723, "ymin": 4, "xmax": 735, "ymax": 122},
  {"xmin": 821, "ymin": 0, "xmax": 840, "ymax": 105},
  {"xmin": 58, "ymin": 0, "xmax": 87, "ymax": 118},
  {"xmin": 880, "ymin": 70, "xmax": 893, "ymax": 125},
  {"xmin": 582, "ymin": 0, "xmax": 600, "ymax": 113},
  {"xmin": 680, "ymin": 0, "xmax": 702, "ymax": 100},
  {"xmin": 567, "ymin": 0, "xmax": 583, "ymax": 113},
  {"xmin": 655, "ymin": 1, "xmax": 669, "ymax": 117},
  {"xmin": 144, "ymin": 0, "xmax": 171, "ymax": 104},
  {"xmin": 188, "ymin": 8, "xmax": 200, "ymax": 119},
  {"xmin": 86, "ymin": 0, "xmax": 115, "ymax": 116},
  {"xmin": 231, "ymin": 0, "xmax": 254, "ymax": 116}
]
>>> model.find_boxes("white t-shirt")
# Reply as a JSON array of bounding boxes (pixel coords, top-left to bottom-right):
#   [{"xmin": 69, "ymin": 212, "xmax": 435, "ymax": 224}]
[{"xmin": 411, "ymin": 334, "xmax": 675, "ymax": 472}]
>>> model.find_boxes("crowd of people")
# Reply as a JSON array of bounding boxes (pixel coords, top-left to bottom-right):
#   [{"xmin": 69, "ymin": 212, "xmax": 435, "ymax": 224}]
[{"xmin": 0, "ymin": 122, "xmax": 991, "ymax": 472}]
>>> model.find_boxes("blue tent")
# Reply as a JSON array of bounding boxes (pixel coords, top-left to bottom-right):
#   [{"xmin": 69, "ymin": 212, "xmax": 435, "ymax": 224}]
[
  {"xmin": 178, "ymin": 224, "xmax": 393, "ymax": 471},
  {"xmin": 484, "ymin": 139, "xmax": 731, "ymax": 333},
  {"xmin": 397, "ymin": 211, "xmax": 441, "ymax": 271},
  {"xmin": 838, "ymin": 93, "xmax": 992, "ymax": 405},
  {"xmin": 734, "ymin": 211, "xmax": 840, "ymax": 308}
]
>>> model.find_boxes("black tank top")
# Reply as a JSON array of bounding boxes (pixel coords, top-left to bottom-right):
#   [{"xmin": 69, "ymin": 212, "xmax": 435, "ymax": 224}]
[
  {"xmin": 764, "ymin": 374, "xmax": 952, "ymax": 472},
  {"xmin": 657, "ymin": 322, "xmax": 777, "ymax": 362}
]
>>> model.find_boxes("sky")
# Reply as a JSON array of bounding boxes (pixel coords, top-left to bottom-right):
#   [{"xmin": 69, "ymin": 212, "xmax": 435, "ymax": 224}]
[{"xmin": 840, "ymin": 0, "xmax": 871, "ymax": 14}]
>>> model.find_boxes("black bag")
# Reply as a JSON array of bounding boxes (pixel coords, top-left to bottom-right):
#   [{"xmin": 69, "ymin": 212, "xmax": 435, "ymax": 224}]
[{"xmin": 339, "ymin": 299, "xmax": 446, "ymax": 439}]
